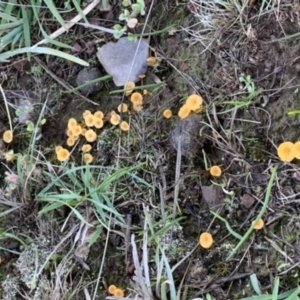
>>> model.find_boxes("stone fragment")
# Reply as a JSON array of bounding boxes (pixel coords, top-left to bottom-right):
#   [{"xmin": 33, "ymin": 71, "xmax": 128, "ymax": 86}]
[
  {"xmin": 76, "ymin": 68, "xmax": 103, "ymax": 94},
  {"xmin": 97, "ymin": 37, "xmax": 148, "ymax": 86}
]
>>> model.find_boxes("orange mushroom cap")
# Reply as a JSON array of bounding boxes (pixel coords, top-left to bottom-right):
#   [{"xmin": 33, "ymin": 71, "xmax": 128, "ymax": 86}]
[
  {"xmin": 199, "ymin": 232, "xmax": 213, "ymax": 249},
  {"xmin": 81, "ymin": 144, "xmax": 92, "ymax": 152},
  {"xmin": 147, "ymin": 56, "xmax": 158, "ymax": 67},
  {"xmin": 73, "ymin": 135, "xmax": 80, "ymax": 141},
  {"xmin": 57, "ymin": 148, "xmax": 70, "ymax": 162},
  {"xmin": 85, "ymin": 129, "xmax": 97, "ymax": 142},
  {"xmin": 68, "ymin": 118, "xmax": 77, "ymax": 130},
  {"xmin": 110, "ymin": 114, "xmax": 121, "ymax": 125},
  {"xmin": 194, "ymin": 105, "xmax": 203, "ymax": 114},
  {"xmin": 178, "ymin": 104, "xmax": 191, "ymax": 119},
  {"xmin": 71, "ymin": 125, "xmax": 82, "ymax": 136},
  {"xmin": 55, "ymin": 146, "xmax": 63, "ymax": 153},
  {"xmin": 133, "ymin": 103, "xmax": 143, "ymax": 112},
  {"xmin": 83, "ymin": 153, "xmax": 93, "ymax": 164},
  {"xmin": 93, "ymin": 117, "xmax": 104, "ymax": 129},
  {"xmin": 293, "ymin": 141, "xmax": 300, "ymax": 159},
  {"xmin": 108, "ymin": 285, "xmax": 117, "ymax": 295},
  {"xmin": 163, "ymin": 109, "xmax": 173, "ymax": 119},
  {"xmin": 186, "ymin": 94, "xmax": 203, "ymax": 111},
  {"xmin": 66, "ymin": 137, "xmax": 75, "ymax": 147},
  {"xmin": 114, "ymin": 288, "xmax": 125, "ymax": 298},
  {"xmin": 84, "ymin": 114, "xmax": 95, "ymax": 127},
  {"xmin": 130, "ymin": 92, "xmax": 143, "ymax": 105},
  {"xmin": 66, "ymin": 128, "xmax": 73, "ymax": 137},
  {"xmin": 252, "ymin": 218, "xmax": 264, "ymax": 230},
  {"xmin": 3, "ymin": 130, "xmax": 13, "ymax": 143},
  {"xmin": 118, "ymin": 103, "xmax": 129, "ymax": 113},
  {"xmin": 277, "ymin": 141, "xmax": 295, "ymax": 162},
  {"xmin": 83, "ymin": 110, "xmax": 92, "ymax": 118},
  {"xmin": 124, "ymin": 81, "xmax": 135, "ymax": 96},
  {"xmin": 210, "ymin": 166, "xmax": 222, "ymax": 177},
  {"xmin": 120, "ymin": 121, "xmax": 130, "ymax": 131},
  {"xmin": 94, "ymin": 111, "xmax": 104, "ymax": 119}
]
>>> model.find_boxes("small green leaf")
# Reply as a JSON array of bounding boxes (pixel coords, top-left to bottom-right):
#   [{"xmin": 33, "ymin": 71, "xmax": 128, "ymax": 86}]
[
  {"xmin": 132, "ymin": 3, "xmax": 141, "ymax": 12},
  {"xmin": 26, "ymin": 121, "xmax": 34, "ymax": 132},
  {"xmin": 122, "ymin": 0, "xmax": 130, "ymax": 6}
]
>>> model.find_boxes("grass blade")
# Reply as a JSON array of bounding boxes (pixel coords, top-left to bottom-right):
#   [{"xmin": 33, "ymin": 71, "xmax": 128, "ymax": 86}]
[
  {"xmin": 272, "ymin": 277, "xmax": 279, "ymax": 300},
  {"xmin": 21, "ymin": 6, "xmax": 31, "ymax": 60},
  {"xmin": 0, "ymin": 20, "xmax": 23, "ymax": 31},
  {"xmin": 0, "ymin": 25, "xmax": 22, "ymax": 46},
  {"xmin": 43, "ymin": 0, "xmax": 67, "ymax": 30},
  {"xmin": 31, "ymin": 0, "xmax": 73, "ymax": 50},
  {"xmin": 0, "ymin": 46, "xmax": 89, "ymax": 66},
  {"xmin": 250, "ymin": 274, "xmax": 262, "ymax": 295},
  {"xmin": 211, "ymin": 211, "xmax": 243, "ymax": 240},
  {"xmin": 71, "ymin": 0, "xmax": 88, "ymax": 23},
  {"xmin": 0, "ymin": 12, "xmax": 18, "ymax": 22},
  {"xmin": 285, "ymin": 287, "xmax": 300, "ymax": 300}
]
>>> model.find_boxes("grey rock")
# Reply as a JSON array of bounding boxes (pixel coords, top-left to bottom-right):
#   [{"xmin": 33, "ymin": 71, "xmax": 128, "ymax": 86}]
[
  {"xmin": 97, "ymin": 37, "xmax": 149, "ymax": 86},
  {"xmin": 76, "ymin": 68, "xmax": 103, "ymax": 94}
]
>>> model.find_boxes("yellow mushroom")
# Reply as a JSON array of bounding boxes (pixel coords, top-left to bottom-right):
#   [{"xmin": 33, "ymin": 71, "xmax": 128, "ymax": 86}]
[
  {"xmin": 83, "ymin": 110, "xmax": 92, "ymax": 118},
  {"xmin": 81, "ymin": 144, "xmax": 92, "ymax": 152},
  {"xmin": 117, "ymin": 103, "xmax": 129, "ymax": 113},
  {"xmin": 84, "ymin": 114, "xmax": 95, "ymax": 127},
  {"xmin": 209, "ymin": 166, "xmax": 222, "ymax": 177},
  {"xmin": 71, "ymin": 125, "xmax": 82, "ymax": 136},
  {"xmin": 120, "ymin": 121, "xmax": 130, "ymax": 131},
  {"xmin": 133, "ymin": 103, "xmax": 143, "ymax": 112},
  {"xmin": 57, "ymin": 148, "xmax": 70, "ymax": 162},
  {"xmin": 252, "ymin": 218, "xmax": 264, "ymax": 230},
  {"xmin": 277, "ymin": 141, "xmax": 295, "ymax": 162},
  {"xmin": 67, "ymin": 118, "xmax": 77, "ymax": 130},
  {"xmin": 108, "ymin": 285, "xmax": 117, "ymax": 295},
  {"xmin": 55, "ymin": 146, "xmax": 63, "ymax": 153},
  {"xmin": 186, "ymin": 94, "xmax": 203, "ymax": 111},
  {"xmin": 163, "ymin": 109, "xmax": 172, "ymax": 119},
  {"xmin": 199, "ymin": 232, "xmax": 213, "ymax": 249},
  {"xmin": 293, "ymin": 141, "xmax": 300, "ymax": 160},
  {"xmin": 130, "ymin": 92, "xmax": 143, "ymax": 105},
  {"xmin": 124, "ymin": 82, "xmax": 135, "ymax": 96},
  {"xmin": 85, "ymin": 129, "xmax": 97, "ymax": 142},
  {"xmin": 110, "ymin": 114, "xmax": 121, "ymax": 125},
  {"xmin": 83, "ymin": 153, "xmax": 93, "ymax": 164},
  {"xmin": 3, "ymin": 130, "xmax": 13, "ymax": 143},
  {"xmin": 66, "ymin": 137, "xmax": 75, "ymax": 147},
  {"xmin": 178, "ymin": 104, "xmax": 191, "ymax": 119},
  {"xmin": 94, "ymin": 110, "xmax": 104, "ymax": 119},
  {"xmin": 66, "ymin": 129, "xmax": 73, "ymax": 137},
  {"xmin": 93, "ymin": 117, "xmax": 104, "ymax": 129},
  {"xmin": 114, "ymin": 288, "xmax": 125, "ymax": 298}
]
